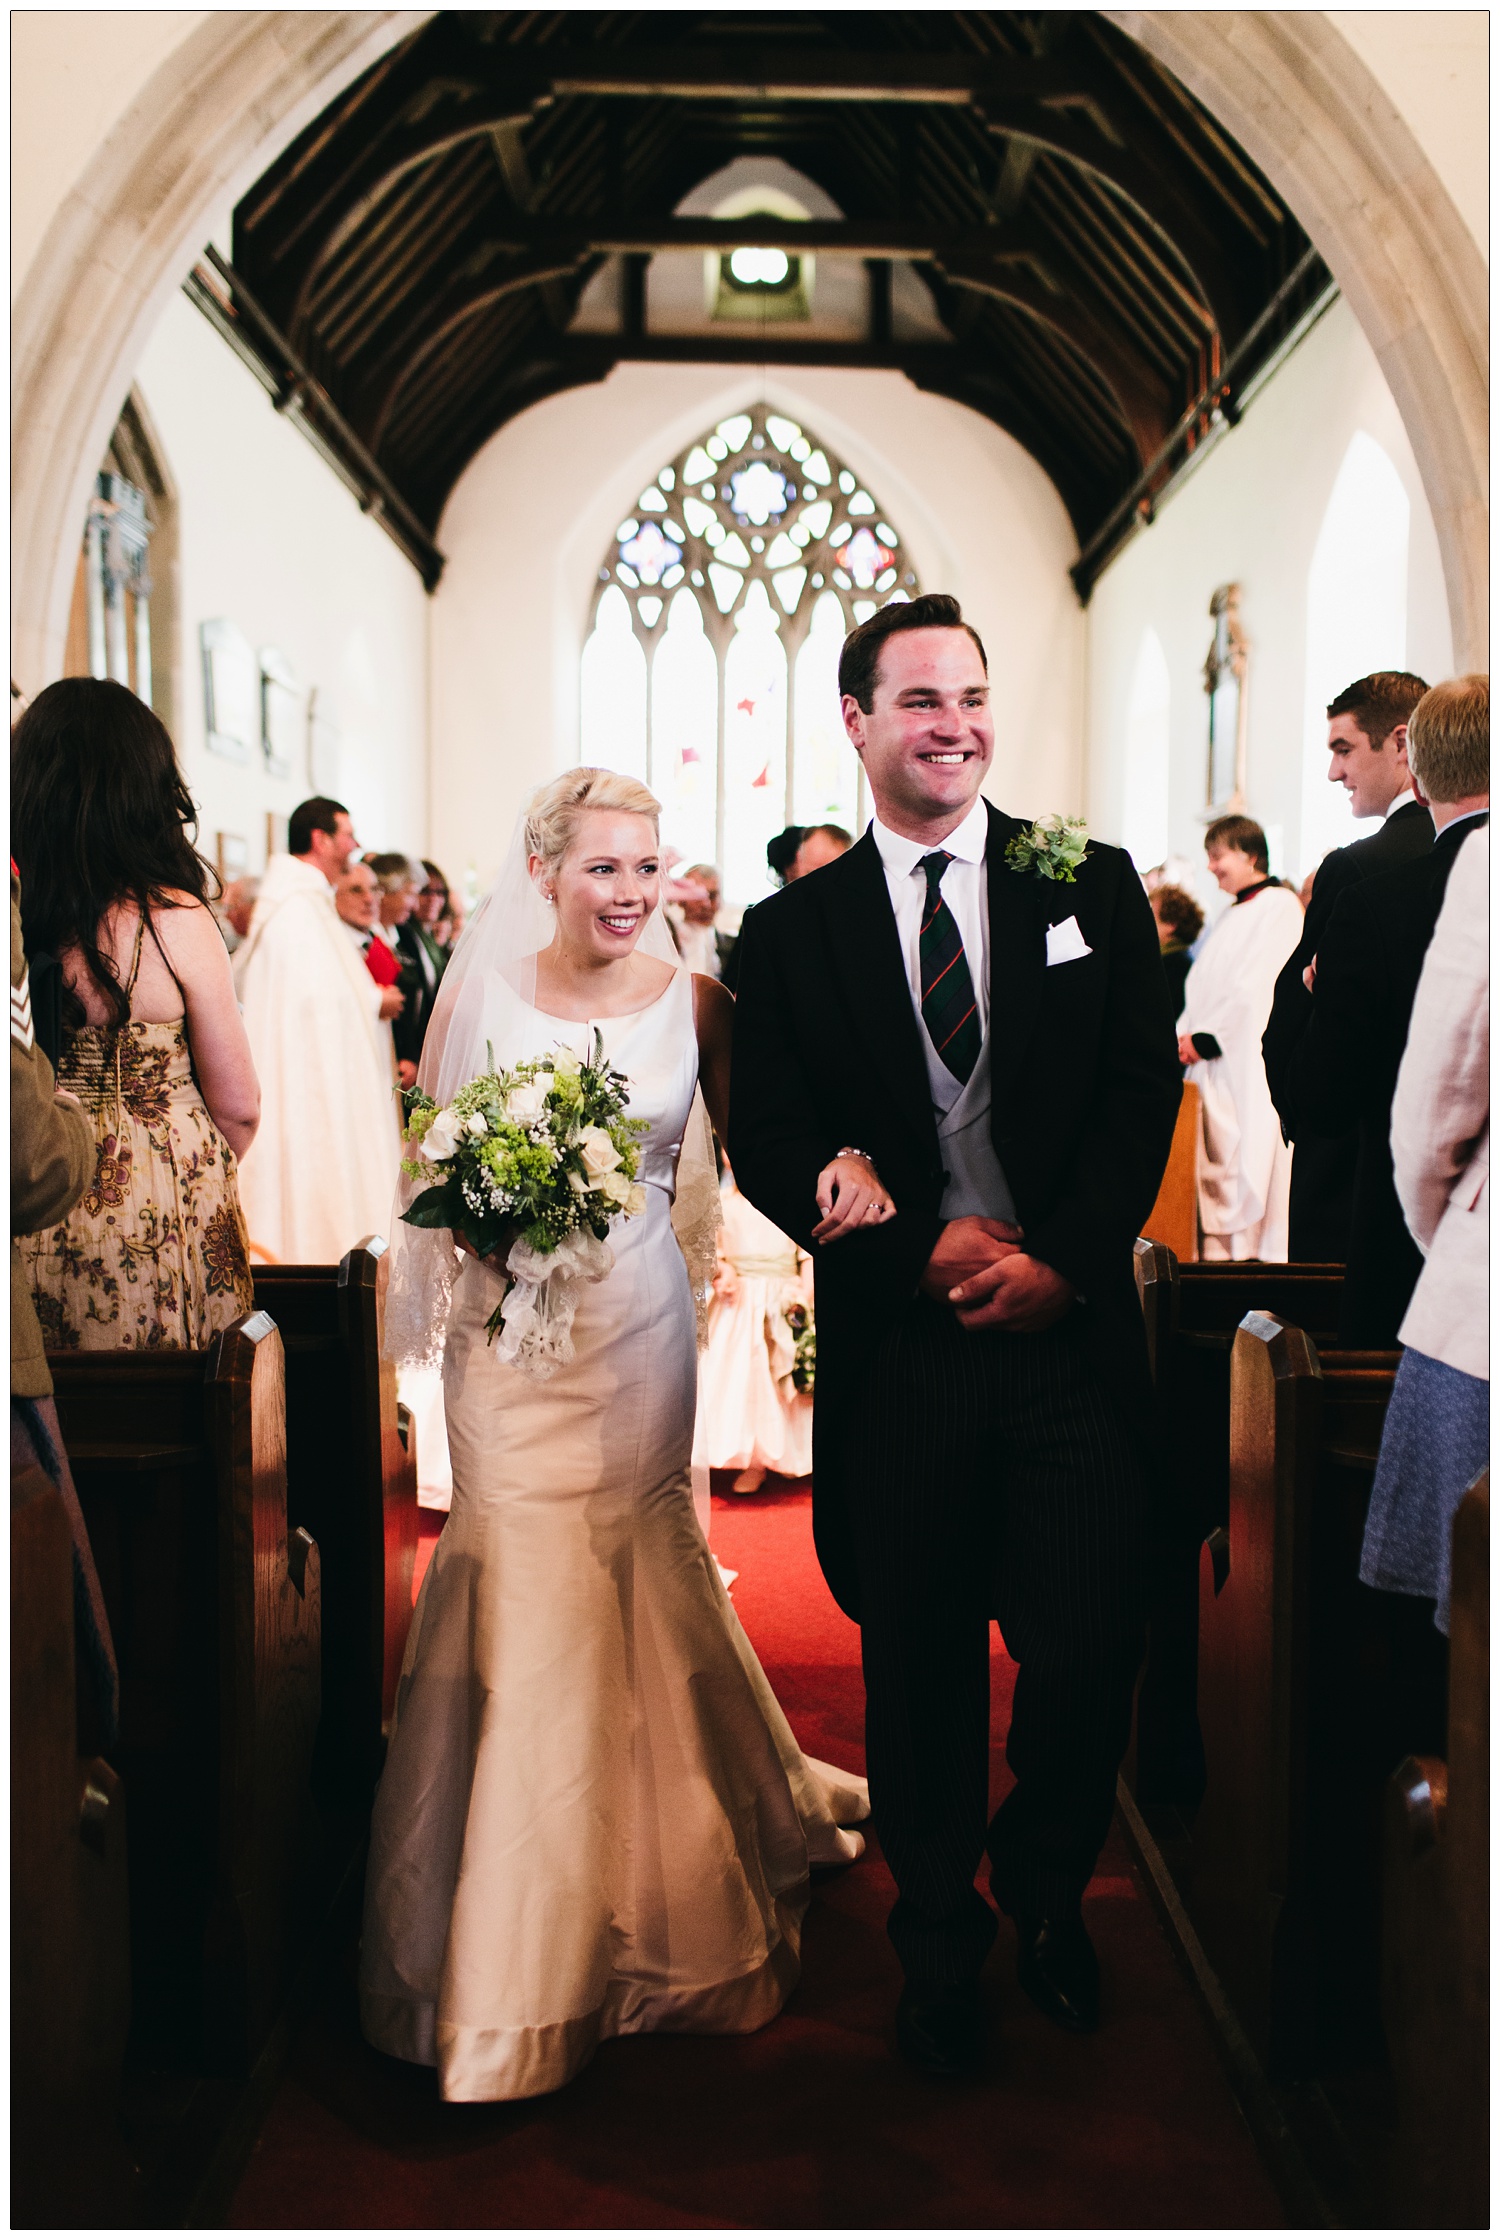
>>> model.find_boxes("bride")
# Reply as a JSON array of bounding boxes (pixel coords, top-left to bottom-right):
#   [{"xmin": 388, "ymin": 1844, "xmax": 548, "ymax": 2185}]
[{"xmin": 360, "ymin": 767, "xmax": 870, "ymax": 2103}]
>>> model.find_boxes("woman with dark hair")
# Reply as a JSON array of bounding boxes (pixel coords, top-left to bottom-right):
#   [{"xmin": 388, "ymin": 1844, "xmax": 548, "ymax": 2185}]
[
  {"xmin": 1149, "ymin": 881, "xmax": 1205, "ymax": 1023},
  {"xmin": 14, "ymin": 678, "xmax": 259, "ymax": 1348}
]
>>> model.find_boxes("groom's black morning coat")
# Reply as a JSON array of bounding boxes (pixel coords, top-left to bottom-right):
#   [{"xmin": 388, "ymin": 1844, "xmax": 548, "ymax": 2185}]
[{"xmin": 728, "ymin": 802, "xmax": 1181, "ymax": 1619}]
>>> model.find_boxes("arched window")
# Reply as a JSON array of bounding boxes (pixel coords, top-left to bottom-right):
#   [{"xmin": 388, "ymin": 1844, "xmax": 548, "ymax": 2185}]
[
  {"xmin": 1122, "ymin": 627, "xmax": 1171, "ymax": 872},
  {"xmin": 579, "ymin": 405, "xmax": 919, "ymax": 901},
  {"xmin": 1301, "ymin": 431, "xmax": 1411, "ymax": 872}
]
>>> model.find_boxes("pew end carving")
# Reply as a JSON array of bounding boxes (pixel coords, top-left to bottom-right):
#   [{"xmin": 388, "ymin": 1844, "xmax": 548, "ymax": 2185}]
[
  {"xmin": 48, "ymin": 1313, "xmax": 321, "ymax": 2077},
  {"xmin": 1382, "ymin": 1471, "xmax": 1488, "ymax": 2228},
  {"xmin": 11, "ymin": 1464, "xmax": 133, "ymax": 2225},
  {"xmin": 252, "ymin": 1235, "xmax": 418, "ymax": 1801}
]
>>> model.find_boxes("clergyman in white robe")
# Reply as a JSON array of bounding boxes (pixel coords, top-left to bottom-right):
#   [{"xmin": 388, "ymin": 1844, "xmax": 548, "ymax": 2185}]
[
  {"xmin": 234, "ymin": 853, "xmax": 402, "ymax": 1263},
  {"xmin": 1178, "ymin": 881, "xmax": 1304, "ymax": 1261}
]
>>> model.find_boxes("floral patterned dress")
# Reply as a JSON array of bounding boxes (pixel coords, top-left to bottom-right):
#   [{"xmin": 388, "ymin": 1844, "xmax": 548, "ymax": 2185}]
[{"xmin": 23, "ymin": 919, "xmax": 254, "ymax": 1350}]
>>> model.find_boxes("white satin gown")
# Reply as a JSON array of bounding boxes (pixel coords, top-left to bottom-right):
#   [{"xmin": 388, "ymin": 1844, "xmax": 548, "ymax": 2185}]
[{"xmin": 359, "ymin": 968, "xmax": 868, "ymax": 2102}]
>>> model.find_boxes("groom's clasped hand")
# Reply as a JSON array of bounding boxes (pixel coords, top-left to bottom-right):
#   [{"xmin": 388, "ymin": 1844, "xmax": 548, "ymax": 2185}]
[
  {"xmin": 817, "ymin": 1165, "xmax": 1075, "ymax": 1336},
  {"xmin": 931, "ymin": 1215, "xmax": 1076, "ymax": 1334}
]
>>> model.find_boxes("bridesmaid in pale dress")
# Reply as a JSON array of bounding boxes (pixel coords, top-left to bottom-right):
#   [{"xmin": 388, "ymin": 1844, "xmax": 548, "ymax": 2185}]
[
  {"xmin": 13, "ymin": 679, "xmax": 259, "ymax": 1348},
  {"xmin": 692, "ymin": 1160, "xmax": 814, "ymax": 1491}
]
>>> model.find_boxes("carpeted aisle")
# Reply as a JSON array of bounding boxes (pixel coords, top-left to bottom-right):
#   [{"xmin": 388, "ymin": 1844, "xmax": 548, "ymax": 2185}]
[{"xmin": 229, "ymin": 1487, "xmax": 1284, "ymax": 2229}]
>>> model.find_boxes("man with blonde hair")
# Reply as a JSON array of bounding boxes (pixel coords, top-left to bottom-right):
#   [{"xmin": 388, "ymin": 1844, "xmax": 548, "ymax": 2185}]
[{"xmin": 1280, "ymin": 674, "xmax": 1488, "ymax": 1345}]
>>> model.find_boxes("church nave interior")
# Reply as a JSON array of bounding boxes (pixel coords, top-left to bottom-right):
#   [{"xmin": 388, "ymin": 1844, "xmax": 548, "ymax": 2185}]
[{"xmin": 10, "ymin": 10, "xmax": 1487, "ymax": 2231}]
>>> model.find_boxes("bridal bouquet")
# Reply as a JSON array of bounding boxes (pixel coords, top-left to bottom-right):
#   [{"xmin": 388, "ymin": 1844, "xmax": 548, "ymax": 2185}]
[{"xmin": 399, "ymin": 1035, "xmax": 648, "ymax": 1376}]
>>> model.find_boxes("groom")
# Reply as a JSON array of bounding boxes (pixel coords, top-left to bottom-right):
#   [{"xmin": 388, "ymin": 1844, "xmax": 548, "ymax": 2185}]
[{"xmin": 729, "ymin": 594, "xmax": 1179, "ymax": 2074}]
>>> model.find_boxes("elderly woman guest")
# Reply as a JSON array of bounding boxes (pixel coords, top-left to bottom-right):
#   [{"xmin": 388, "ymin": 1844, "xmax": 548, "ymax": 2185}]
[
  {"xmin": 365, "ymin": 852, "xmax": 432, "ymax": 1089},
  {"xmin": 1361, "ymin": 822, "xmax": 1489, "ymax": 1637},
  {"xmin": 13, "ymin": 679, "xmax": 258, "ymax": 1347}
]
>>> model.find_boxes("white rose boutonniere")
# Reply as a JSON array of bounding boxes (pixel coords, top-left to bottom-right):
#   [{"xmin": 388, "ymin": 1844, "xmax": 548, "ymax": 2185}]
[{"xmin": 1004, "ymin": 814, "xmax": 1090, "ymax": 885}]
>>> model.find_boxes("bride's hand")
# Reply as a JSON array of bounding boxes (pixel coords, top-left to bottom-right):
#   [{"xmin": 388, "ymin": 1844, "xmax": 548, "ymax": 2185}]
[
  {"xmin": 812, "ymin": 1154, "xmax": 896, "ymax": 1244},
  {"xmin": 454, "ymin": 1227, "xmax": 515, "ymax": 1276}
]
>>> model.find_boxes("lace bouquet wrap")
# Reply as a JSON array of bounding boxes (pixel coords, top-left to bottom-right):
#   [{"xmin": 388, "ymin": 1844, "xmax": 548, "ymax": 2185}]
[{"xmin": 399, "ymin": 1033, "xmax": 648, "ymax": 1378}]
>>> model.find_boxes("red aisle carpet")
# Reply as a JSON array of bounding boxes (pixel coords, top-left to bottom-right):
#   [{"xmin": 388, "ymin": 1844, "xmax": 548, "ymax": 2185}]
[{"xmin": 229, "ymin": 1488, "xmax": 1284, "ymax": 2229}]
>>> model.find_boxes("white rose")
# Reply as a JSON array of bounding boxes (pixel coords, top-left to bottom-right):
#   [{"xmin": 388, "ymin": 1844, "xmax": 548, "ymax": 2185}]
[
  {"xmin": 532, "ymin": 1071, "xmax": 555, "ymax": 1097},
  {"xmin": 567, "ymin": 1168, "xmax": 589, "ymax": 1194},
  {"xmin": 578, "ymin": 1126, "xmax": 622, "ymax": 1178},
  {"xmin": 465, "ymin": 1111, "xmax": 489, "ymax": 1139},
  {"xmin": 420, "ymin": 1108, "xmax": 462, "ymax": 1161},
  {"xmin": 625, "ymin": 1183, "xmax": 647, "ymax": 1218},
  {"xmin": 506, "ymin": 1082, "xmax": 545, "ymax": 1123},
  {"xmin": 552, "ymin": 1046, "xmax": 582, "ymax": 1079},
  {"xmin": 595, "ymin": 1167, "xmax": 632, "ymax": 1206}
]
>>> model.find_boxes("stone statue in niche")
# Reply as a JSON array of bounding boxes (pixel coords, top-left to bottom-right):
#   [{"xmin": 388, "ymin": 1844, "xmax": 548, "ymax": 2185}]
[{"xmin": 1203, "ymin": 582, "xmax": 1248, "ymax": 813}]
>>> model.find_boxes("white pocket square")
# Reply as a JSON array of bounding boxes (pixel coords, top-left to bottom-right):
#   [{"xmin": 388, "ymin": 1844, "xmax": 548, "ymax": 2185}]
[{"xmin": 1045, "ymin": 915, "xmax": 1093, "ymax": 966}]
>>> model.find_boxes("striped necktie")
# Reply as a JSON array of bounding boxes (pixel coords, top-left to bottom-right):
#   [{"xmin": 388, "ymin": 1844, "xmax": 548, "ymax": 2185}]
[{"xmin": 918, "ymin": 851, "xmax": 981, "ymax": 1084}]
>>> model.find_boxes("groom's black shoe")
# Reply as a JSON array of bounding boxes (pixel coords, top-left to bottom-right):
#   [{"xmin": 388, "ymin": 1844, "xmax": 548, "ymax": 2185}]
[
  {"xmin": 895, "ymin": 1978, "xmax": 986, "ymax": 2076},
  {"xmin": 1011, "ymin": 1913, "xmax": 1100, "ymax": 2034}
]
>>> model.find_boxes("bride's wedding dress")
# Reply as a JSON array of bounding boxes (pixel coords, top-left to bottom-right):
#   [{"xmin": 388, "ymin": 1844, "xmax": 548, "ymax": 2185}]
[{"xmin": 360, "ymin": 966, "xmax": 868, "ymax": 2102}]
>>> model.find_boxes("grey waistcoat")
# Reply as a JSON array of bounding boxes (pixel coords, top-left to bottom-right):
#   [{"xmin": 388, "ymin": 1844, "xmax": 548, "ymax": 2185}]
[{"xmin": 919, "ymin": 1016, "xmax": 1019, "ymax": 1225}]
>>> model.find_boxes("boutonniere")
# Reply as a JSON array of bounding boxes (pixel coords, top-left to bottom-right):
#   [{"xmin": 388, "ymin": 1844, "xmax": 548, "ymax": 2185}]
[{"xmin": 1004, "ymin": 814, "xmax": 1090, "ymax": 885}]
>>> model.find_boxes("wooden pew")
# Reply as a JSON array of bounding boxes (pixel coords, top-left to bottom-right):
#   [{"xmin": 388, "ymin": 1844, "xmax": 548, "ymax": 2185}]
[
  {"xmin": 1191, "ymin": 1314, "xmax": 1402, "ymax": 2074},
  {"xmin": 1383, "ymin": 1472, "xmax": 1488, "ymax": 2229},
  {"xmin": 253, "ymin": 1237, "xmax": 417, "ymax": 1802},
  {"xmin": 1125, "ymin": 1248, "xmax": 1345, "ymax": 1819},
  {"xmin": 1141, "ymin": 1078, "xmax": 1199, "ymax": 1263},
  {"xmin": 11, "ymin": 1464, "xmax": 132, "ymax": 2226},
  {"xmin": 48, "ymin": 1314, "xmax": 320, "ymax": 2075}
]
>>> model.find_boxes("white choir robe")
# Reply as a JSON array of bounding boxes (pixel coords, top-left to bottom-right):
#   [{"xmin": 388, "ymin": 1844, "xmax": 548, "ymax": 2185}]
[
  {"xmin": 233, "ymin": 854, "xmax": 402, "ymax": 1264},
  {"xmin": 1178, "ymin": 883, "xmax": 1304, "ymax": 1262}
]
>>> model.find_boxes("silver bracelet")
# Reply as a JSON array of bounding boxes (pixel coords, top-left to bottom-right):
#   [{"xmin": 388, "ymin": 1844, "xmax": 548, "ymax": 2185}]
[{"xmin": 836, "ymin": 1146, "xmax": 877, "ymax": 1165}]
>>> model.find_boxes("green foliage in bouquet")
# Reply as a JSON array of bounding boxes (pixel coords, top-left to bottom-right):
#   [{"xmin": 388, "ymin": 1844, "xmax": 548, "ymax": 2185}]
[
  {"xmin": 398, "ymin": 1033, "xmax": 648, "ymax": 1263},
  {"xmin": 784, "ymin": 1301, "xmax": 816, "ymax": 1395},
  {"xmin": 1003, "ymin": 814, "xmax": 1090, "ymax": 885}
]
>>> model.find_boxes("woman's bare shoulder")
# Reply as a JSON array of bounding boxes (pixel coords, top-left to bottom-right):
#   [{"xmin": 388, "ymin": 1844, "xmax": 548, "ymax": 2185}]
[{"xmin": 149, "ymin": 893, "xmax": 229, "ymax": 970}]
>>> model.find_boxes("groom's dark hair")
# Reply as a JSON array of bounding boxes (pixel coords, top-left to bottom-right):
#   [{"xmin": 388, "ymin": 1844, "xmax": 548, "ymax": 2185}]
[{"xmin": 839, "ymin": 593, "xmax": 988, "ymax": 713}]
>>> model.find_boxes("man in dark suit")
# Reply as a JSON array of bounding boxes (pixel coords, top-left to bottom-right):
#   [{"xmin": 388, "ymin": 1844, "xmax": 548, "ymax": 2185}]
[
  {"xmin": 1263, "ymin": 672, "xmax": 1432, "ymax": 1259},
  {"xmin": 729, "ymin": 595, "xmax": 1180, "ymax": 2074},
  {"xmin": 1276, "ymin": 674, "xmax": 1488, "ymax": 1347}
]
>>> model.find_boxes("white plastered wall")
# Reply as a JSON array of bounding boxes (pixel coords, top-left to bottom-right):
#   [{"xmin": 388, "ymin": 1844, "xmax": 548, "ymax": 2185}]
[
  {"xmin": 429, "ymin": 364, "xmax": 1084, "ymax": 898},
  {"xmin": 1082, "ymin": 296, "xmax": 1454, "ymax": 884},
  {"xmin": 133, "ymin": 291, "xmax": 430, "ymax": 873}
]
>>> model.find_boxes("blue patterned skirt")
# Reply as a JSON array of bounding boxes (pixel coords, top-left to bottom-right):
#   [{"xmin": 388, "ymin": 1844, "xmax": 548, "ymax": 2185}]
[{"xmin": 1360, "ymin": 1347, "xmax": 1489, "ymax": 1633}]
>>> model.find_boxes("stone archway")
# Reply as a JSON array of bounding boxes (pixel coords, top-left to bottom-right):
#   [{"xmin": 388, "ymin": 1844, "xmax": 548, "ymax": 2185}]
[
  {"xmin": 11, "ymin": 10, "xmax": 431, "ymax": 693},
  {"xmin": 11, "ymin": 9, "xmax": 1488, "ymax": 691},
  {"xmin": 1109, "ymin": 10, "xmax": 1487, "ymax": 668}
]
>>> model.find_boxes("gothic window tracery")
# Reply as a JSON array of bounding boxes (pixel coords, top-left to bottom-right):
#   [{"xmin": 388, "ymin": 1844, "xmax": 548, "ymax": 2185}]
[{"xmin": 581, "ymin": 405, "xmax": 919, "ymax": 901}]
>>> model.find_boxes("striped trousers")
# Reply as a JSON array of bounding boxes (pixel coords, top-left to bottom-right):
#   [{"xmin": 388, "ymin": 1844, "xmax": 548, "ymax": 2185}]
[{"xmin": 844, "ymin": 1297, "xmax": 1148, "ymax": 1983}]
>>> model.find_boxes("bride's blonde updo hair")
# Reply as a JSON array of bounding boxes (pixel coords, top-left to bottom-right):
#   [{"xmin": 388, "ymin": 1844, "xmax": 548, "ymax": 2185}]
[{"xmin": 524, "ymin": 767, "xmax": 661, "ymax": 873}]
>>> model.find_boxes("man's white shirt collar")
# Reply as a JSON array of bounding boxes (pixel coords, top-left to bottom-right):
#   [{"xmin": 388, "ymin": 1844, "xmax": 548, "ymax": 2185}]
[
  {"xmin": 871, "ymin": 795, "xmax": 990, "ymax": 878},
  {"xmin": 1384, "ymin": 787, "xmax": 1418, "ymax": 821}
]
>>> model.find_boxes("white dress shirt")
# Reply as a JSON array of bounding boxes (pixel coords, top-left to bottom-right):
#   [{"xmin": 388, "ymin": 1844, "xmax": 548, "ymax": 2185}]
[
  {"xmin": 1384, "ymin": 786, "xmax": 1419, "ymax": 821},
  {"xmin": 870, "ymin": 796, "xmax": 990, "ymax": 1035}
]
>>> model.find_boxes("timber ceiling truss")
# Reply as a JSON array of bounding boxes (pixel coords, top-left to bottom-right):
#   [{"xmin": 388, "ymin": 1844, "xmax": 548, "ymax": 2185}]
[{"xmin": 213, "ymin": 11, "xmax": 1331, "ymax": 594}]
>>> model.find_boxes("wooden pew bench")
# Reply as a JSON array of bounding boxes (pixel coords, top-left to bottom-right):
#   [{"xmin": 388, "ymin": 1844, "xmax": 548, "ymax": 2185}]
[
  {"xmin": 47, "ymin": 1314, "xmax": 320, "ymax": 2076},
  {"xmin": 1383, "ymin": 1472, "xmax": 1488, "ymax": 2229},
  {"xmin": 1190, "ymin": 1314, "xmax": 1406, "ymax": 2075},
  {"xmin": 253, "ymin": 1237, "xmax": 417, "ymax": 1803},
  {"xmin": 11, "ymin": 1464, "xmax": 132, "ymax": 2225},
  {"xmin": 1127, "ymin": 1247, "xmax": 1346, "ymax": 1818}
]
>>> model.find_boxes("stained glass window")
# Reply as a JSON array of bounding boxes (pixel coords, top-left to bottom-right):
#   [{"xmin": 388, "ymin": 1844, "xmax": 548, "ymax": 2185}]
[
  {"xmin": 582, "ymin": 405, "xmax": 920, "ymax": 902},
  {"xmin": 580, "ymin": 586, "xmax": 647, "ymax": 780}
]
